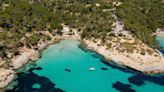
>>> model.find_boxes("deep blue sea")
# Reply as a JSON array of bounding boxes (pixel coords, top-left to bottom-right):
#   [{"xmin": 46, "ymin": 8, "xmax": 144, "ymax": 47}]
[{"xmin": 5, "ymin": 38, "xmax": 164, "ymax": 92}]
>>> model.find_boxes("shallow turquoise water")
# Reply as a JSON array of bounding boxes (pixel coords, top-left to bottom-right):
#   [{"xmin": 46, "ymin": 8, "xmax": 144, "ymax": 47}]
[
  {"xmin": 32, "ymin": 84, "xmax": 41, "ymax": 89},
  {"xmin": 156, "ymin": 35, "xmax": 164, "ymax": 48},
  {"xmin": 34, "ymin": 40, "xmax": 132, "ymax": 92},
  {"xmin": 6, "ymin": 39, "xmax": 164, "ymax": 92}
]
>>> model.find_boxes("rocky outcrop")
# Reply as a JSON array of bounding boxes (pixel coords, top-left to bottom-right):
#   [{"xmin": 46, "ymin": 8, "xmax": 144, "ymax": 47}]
[
  {"xmin": 0, "ymin": 68, "xmax": 15, "ymax": 88},
  {"xmin": 10, "ymin": 47, "xmax": 39, "ymax": 69},
  {"xmin": 0, "ymin": 29, "xmax": 80, "ymax": 88}
]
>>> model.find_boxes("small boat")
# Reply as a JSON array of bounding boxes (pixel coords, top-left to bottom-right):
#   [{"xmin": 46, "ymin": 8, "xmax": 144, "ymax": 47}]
[
  {"xmin": 101, "ymin": 67, "xmax": 108, "ymax": 70},
  {"xmin": 89, "ymin": 67, "xmax": 96, "ymax": 71},
  {"xmin": 65, "ymin": 69, "xmax": 71, "ymax": 72}
]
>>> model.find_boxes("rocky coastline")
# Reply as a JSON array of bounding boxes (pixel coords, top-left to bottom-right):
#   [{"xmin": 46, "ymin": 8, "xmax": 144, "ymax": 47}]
[
  {"xmin": 83, "ymin": 39, "xmax": 164, "ymax": 74},
  {"xmin": 0, "ymin": 37, "xmax": 55, "ymax": 88},
  {"xmin": 1, "ymin": 24, "xmax": 164, "ymax": 88},
  {"xmin": 0, "ymin": 26, "xmax": 81, "ymax": 88}
]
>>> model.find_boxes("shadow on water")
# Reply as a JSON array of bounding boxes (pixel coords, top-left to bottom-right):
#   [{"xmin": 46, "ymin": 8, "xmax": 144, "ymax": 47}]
[
  {"xmin": 6, "ymin": 67, "xmax": 65, "ymax": 92},
  {"xmin": 89, "ymin": 50, "xmax": 140, "ymax": 74},
  {"xmin": 80, "ymin": 46, "xmax": 164, "ymax": 92},
  {"xmin": 79, "ymin": 45, "xmax": 140, "ymax": 74},
  {"xmin": 100, "ymin": 59, "xmax": 139, "ymax": 74},
  {"xmin": 99, "ymin": 52, "xmax": 164, "ymax": 91},
  {"xmin": 6, "ymin": 44, "xmax": 164, "ymax": 92}
]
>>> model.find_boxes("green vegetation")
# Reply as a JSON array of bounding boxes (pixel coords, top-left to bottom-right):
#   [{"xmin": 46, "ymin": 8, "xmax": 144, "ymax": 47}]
[
  {"xmin": 117, "ymin": 0, "xmax": 164, "ymax": 46},
  {"xmin": 0, "ymin": 0, "xmax": 62, "ymax": 60},
  {"xmin": 0, "ymin": 0, "xmax": 164, "ymax": 62},
  {"xmin": 0, "ymin": 0, "xmax": 117, "ymax": 61},
  {"xmin": 50, "ymin": 0, "xmax": 114, "ymax": 39}
]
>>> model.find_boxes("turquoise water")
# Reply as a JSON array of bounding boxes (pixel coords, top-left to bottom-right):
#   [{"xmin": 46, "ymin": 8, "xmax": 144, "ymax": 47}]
[
  {"xmin": 32, "ymin": 83, "xmax": 41, "ymax": 89},
  {"xmin": 6, "ymin": 39, "xmax": 164, "ymax": 92},
  {"xmin": 156, "ymin": 35, "xmax": 164, "ymax": 48},
  {"xmin": 33, "ymin": 40, "xmax": 131, "ymax": 92}
]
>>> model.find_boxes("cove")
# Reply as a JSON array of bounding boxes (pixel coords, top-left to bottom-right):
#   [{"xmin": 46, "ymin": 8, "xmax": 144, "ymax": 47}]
[{"xmin": 5, "ymin": 40, "xmax": 164, "ymax": 92}]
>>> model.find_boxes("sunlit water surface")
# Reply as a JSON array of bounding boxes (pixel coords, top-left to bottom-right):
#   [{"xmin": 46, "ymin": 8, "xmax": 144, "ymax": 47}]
[{"xmin": 6, "ymin": 39, "xmax": 164, "ymax": 92}]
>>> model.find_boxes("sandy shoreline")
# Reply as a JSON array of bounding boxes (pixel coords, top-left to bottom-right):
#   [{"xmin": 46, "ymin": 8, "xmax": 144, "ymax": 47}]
[
  {"xmin": 1, "ymin": 25, "xmax": 164, "ymax": 88},
  {"xmin": 82, "ymin": 21, "xmax": 164, "ymax": 74},
  {"xmin": 83, "ymin": 39, "xmax": 164, "ymax": 74}
]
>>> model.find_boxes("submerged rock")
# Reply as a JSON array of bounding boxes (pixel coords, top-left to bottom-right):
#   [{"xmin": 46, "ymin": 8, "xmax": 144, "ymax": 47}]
[
  {"xmin": 112, "ymin": 82, "xmax": 136, "ymax": 92},
  {"xmin": 5, "ymin": 67, "xmax": 65, "ymax": 92}
]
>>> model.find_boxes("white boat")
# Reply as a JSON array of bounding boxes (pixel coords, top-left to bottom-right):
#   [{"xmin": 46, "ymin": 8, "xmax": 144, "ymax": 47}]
[{"xmin": 89, "ymin": 67, "xmax": 96, "ymax": 71}]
